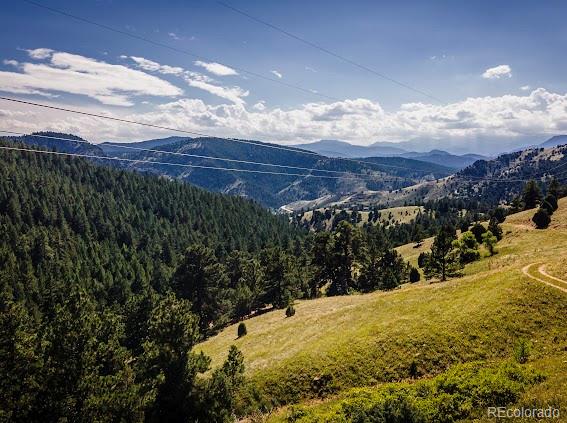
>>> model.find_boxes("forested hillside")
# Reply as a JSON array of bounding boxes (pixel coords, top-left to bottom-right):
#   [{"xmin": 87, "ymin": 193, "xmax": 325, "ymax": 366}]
[{"xmin": 0, "ymin": 140, "xmax": 298, "ymax": 310}]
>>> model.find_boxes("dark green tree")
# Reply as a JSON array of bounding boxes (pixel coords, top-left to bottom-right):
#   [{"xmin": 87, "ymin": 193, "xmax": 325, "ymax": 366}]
[
  {"xmin": 470, "ymin": 223, "xmax": 487, "ymax": 244},
  {"xmin": 522, "ymin": 180, "xmax": 541, "ymax": 210},
  {"xmin": 423, "ymin": 225, "xmax": 462, "ymax": 281},
  {"xmin": 532, "ymin": 208, "xmax": 551, "ymax": 229},
  {"xmin": 488, "ymin": 217, "xmax": 503, "ymax": 241},
  {"xmin": 172, "ymin": 245, "xmax": 231, "ymax": 333}
]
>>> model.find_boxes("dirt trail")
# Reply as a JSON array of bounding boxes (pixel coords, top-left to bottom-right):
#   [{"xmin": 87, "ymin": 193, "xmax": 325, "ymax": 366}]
[{"xmin": 521, "ymin": 263, "xmax": 567, "ymax": 293}]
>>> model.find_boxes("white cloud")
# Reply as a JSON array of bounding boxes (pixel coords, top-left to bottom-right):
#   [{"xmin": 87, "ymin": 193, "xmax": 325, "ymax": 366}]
[
  {"xmin": 129, "ymin": 56, "xmax": 185, "ymax": 75},
  {"xmin": 520, "ymin": 85, "xmax": 531, "ymax": 91},
  {"xmin": 270, "ymin": 70, "xmax": 283, "ymax": 79},
  {"xmin": 0, "ymin": 49, "xmax": 183, "ymax": 106},
  {"xmin": 127, "ymin": 56, "xmax": 248, "ymax": 104},
  {"xmin": 3, "ymin": 59, "xmax": 19, "ymax": 67},
  {"xmin": 482, "ymin": 64, "xmax": 512, "ymax": 79},
  {"xmin": 194, "ymin": 61, "xmax": 238, "ymax": 76},
  {"xmin": 305, "ymin": 66, "xmax": 317, "ymax": 73},
  {"xmin": 168, "ymin": 32, "xmax": 180, "ymax": 40},
  {"xmin": 26, "ymin": 48, "xmax": 54, "ymax": 60},
  {"xmin": 253, "ymin": 101, "xmax": 266, "ymax": 111}
]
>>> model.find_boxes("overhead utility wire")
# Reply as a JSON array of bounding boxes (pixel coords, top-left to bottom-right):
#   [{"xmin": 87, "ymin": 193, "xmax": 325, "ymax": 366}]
[
  {"xmin": 0, "ymin": 144, "xmax": 416, "ymax": 180},
  {"xmin": 217, "ymin": 1, "xmax": 443, "ymax": 103},
  {"xmin": 0, "ymin": 130, "xmax": 392, "ymax": 179},
  {"xmin": 21, "ymin": 0, "xmax": 341, "ymax": 103},
  {"xmin": 0, "ymin": 96, "xmax": 445, "ymax": 173},
  {"xmin": 1, "ymin": 144, "xmax": 565, "ymax": 184}
]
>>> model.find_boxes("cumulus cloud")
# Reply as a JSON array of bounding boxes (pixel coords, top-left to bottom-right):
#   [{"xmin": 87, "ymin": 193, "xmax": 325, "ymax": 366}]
[
  {"xmin": 194, "ymin": 61, "xmax": 238, "ymax": 76},
  {"xmin": 482, "ymin": 64, "xmax": 512, "ymax": 79},
  {"xmin": 168, "ymin": 32, "xmax": 180, "ymax": 40},
  {"xmin": 520, "ymin": 85, "xmax": 531, "ymax": 91},
  {"xmin": 270, "ymin": 70, "xmax": 283, "ymax": 79},
  {"xmin": 0, "ymin": 49, "xmax": 183, "ymax": 106},
  {"xmin": 253, "ymin": 101, "xmax": 266, "ymax": 111},
  {"xmin": 116, "ymin": 89, "xmax": 567, "ymax": 143}
]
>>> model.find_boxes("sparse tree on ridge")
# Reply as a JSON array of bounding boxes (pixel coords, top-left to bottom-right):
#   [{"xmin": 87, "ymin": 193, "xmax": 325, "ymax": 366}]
[{"xmin": 523, "ymin": 180, "xmax": 542, "ymax": 210}]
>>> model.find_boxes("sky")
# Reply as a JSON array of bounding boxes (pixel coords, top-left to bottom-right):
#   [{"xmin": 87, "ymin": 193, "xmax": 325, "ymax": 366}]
[{"xmin": 1, "ymin": 0, "xmax": 567, "ymax": 154}]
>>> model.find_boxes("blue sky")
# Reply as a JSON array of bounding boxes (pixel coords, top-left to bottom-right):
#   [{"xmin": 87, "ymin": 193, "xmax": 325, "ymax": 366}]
[{"xmin": 1, "ymin": 0, "xmax": 567, "ymax": 153}]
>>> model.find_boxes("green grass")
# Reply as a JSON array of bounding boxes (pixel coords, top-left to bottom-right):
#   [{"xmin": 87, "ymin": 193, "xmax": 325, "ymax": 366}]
[{"xmin": 197, "ymin": 199, "xmax": 567, "ymax": 418}]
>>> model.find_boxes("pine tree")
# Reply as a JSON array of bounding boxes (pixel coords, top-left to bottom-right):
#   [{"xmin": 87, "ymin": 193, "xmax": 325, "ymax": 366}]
[
  {"xmin": 423, "ymin": 225, "xmax": 462, "ymax": 281},
  {"xmin": 532, "ymin": 208, "xmax": 551, "ymax": 229},
  {"xmin": 172, "ymin": 245, "xmax": 231, "ymax": 333},
  {"xmin": 488, "ymin": 217, "xmax": 503, "ymax": 241},
  {"xmin": 522, "ymin": 180, "xmax": 541, "ymax": 210}
]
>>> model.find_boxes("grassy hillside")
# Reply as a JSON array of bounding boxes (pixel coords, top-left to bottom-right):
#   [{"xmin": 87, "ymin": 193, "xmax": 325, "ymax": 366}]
[
  {"xmin": 197, "ymin": 199, "xmax": 567, "ymax": 418},
  {"xmin": 300, "ymin": 205, "xmax": 423, "ymax": 231}
]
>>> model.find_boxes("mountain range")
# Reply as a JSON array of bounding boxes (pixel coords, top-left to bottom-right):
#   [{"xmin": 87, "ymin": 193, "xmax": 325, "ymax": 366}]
[
  {"xmin": 294, "ymin": 139, "xmax": 488, "ymax": 169},
  {"xmin": 3, "ymin": 132, "xmax": 567, "ymax": 211}
]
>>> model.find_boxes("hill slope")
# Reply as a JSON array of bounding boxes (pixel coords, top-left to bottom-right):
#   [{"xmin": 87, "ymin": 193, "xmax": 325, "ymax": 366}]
[
  {"xmin": 0, "ymin": 139, "xmax": 299, "ymax": 308},
  {"xmin": 198, "ymin": 199, "xmax": 567, "ymax": 417},
  {"xmin": 93, "ymin": 136, "xmax": 454, "ymax": 208}
]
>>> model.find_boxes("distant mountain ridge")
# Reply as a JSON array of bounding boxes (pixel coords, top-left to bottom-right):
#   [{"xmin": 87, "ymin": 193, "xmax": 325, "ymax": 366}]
[
  {"xmin": 540, "ymin": 135, "xmax": 567, "ymax": 148},
  {"xmin": 4, "ymin": 132, "xmax": 455, "ymax": 209},
  {"xmin": 295, "ymin": 139, "xmax": 487, "ymax": 169}
]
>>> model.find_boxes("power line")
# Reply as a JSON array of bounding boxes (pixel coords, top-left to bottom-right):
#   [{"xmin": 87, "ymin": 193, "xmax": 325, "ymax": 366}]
[
  {"xmin": 2, "ymin": 139, "xmax": 564, "ymax": 185},
  {"xmin": 0, "ymin": 144, "xmax": 414, "ymax": 181},
  {"xmin": 0, "ymin": 130, "xmax": 394, "ymax": 179},
  {"xmin": 0, "ymin": 96, "xmax": 447, "ymax": 173},
  {"xmin": 20, "ymin": 0, "xmax": 341, "ymax": 103},
  {"xmin": 217, "ymin": 1, "xmax": 443, "ymax": 103}
]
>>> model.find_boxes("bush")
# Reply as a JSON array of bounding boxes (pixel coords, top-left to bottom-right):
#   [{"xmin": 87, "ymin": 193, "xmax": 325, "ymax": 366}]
[
  {"xmin": 514, "ymin": 338, "xmax": 531, "ymax": 364},
  {"xmin": 283, "ymin": 361, "xmax": 544, "ymax": 423},
  {"xmin": 237, "ymin": 322, "xmax": 247, "ymax": 338},
  {"xmin": 286, "ymin": 304, "xmax": 296, "ymax": 317},
  {"xmin": 532, "ymin": 208, "xmax": 551, "ymax": 229},
  {"xmin": 541, "ymin": 194, "xmax": 557, "ymax": 215},
  {"xmin": 409, "ymin": 267, "xmax": 421, "ymax": 283}
]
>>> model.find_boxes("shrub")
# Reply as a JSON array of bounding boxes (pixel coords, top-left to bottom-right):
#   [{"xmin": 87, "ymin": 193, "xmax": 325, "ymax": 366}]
[
  {"xmin": 237, "ymin": 322, "xmax": 247, "ymax": 338},
  {"xmin": 286, "ymin": 304, "xmax": 296, "ymax": 317},
  {"xmin": 409, "ymin": 267, "xmax": 421, "ymax": 283},
  {"xmin": 532, "ymin": 208, "xmax": 551, "ymax": 229},
  {"xmin": 514, "ymin": 338, "xmax": 531, "ymax": 364}
]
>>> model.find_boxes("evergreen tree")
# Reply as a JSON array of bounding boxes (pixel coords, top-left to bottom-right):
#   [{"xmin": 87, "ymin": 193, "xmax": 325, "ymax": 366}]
[
  {"xmin": 423, "ymin": 225, "xmax": 462, "ymax": 281},
  {"xmin": 172, "ymin": 245, "xmax": 231, "ymax": 333},
  {"xmin": 541, "ymin": 194, "xmax": 558, "ymax": 215},
  {"xmin": 327, "ymin": 222, "xmax": 365, "ymax": 296},
  {"xmin": 532, "ymin": 208, "xmax": 551, "ymax": 229},
  {"xmin": 470, "ymin": 223, "xmax": 487, "ymax": 244},
  {"xmin": 488, "ymin": 217, "xmax": 503, "ymax": 241},
  {"xmin": 138, "ymin": 293, "xmax": 209, "ymax": 423},
  {"xmin": 522, "ymin": 180, "xmax": 541, "ymax": 210},
  {"xmin": 409, "ymin": 267, "xmax": 421, "ymax": 283}
]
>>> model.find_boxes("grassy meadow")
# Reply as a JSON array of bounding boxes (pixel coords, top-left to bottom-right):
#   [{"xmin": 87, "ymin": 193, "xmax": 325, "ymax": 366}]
[{"xmin": 197, "ymin": 199, "xmax": 567, "ymax": 420}]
